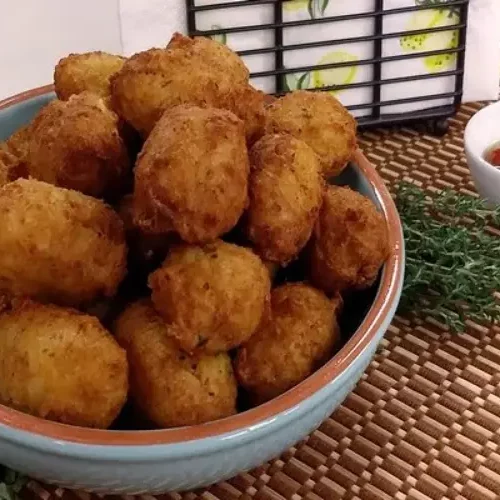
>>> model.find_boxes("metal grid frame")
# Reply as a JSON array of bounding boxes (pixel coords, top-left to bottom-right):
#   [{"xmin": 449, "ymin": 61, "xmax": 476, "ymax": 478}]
[{"xmin": 186, "ymin": 0, "xmax": 469, "ymax": 131}]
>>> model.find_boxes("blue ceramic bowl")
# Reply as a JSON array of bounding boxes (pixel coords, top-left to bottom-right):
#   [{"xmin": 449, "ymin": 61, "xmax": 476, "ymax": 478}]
[{"xmin": 0, "ymin": 87, "xmax": 405, "ymax": 495}]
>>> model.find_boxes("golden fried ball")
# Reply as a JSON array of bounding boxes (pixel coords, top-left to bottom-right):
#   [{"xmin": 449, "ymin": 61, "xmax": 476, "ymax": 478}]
[
  {"xmin": 133, "ymin": 105, "xmax": 249, "ymax": 243},
  {"xmin": 115, "ymin": 300, "xmax": 237, "ymax": 428},
  {"xmin": 0, "ymin": 300, "xmax": 128, "ymax": 428},
  {"xmin": 5, "ymin": 124, "xmax": 32, "ymax": 159},
  {"xmin": 0, "ymin": 124, "xmax": 32, "ymax": 187},
  {"xmin": 218, "ymin": 84, "xmax": 268, "ymax": 146},
  {"xmin": 166, "ymin": 32, "xmax": 249, "ymax": 85},
  {"xmin": 235, "ymin": 283, "xmax": 342, "ymax": 404},
  {"xmin": 111, "ymin": 47, "xmax": 233, "ymax": 137},
  {"xmin": 54, "ymin": 51, "xmax": 126, "ymax": 101},
  {"xmin": 308, "ymin": 186, "xmax": 390, "ymax": 293},
  {"xmin": 0, "ymin": 144, "xmax": 26, "ymax": 188},
  {"xmin": 0, "ymin": 179, "xmax": 127, "ymax": 306},
  {"xmin": 110, "ymin": 35, "xmax": 257, "ymax": 139},
  {"xmin": 265, "ymin": 90, "xmax": 357, "ymax": 177},
  {"xmin": 27, "ymin": 92, "xmax": 130, "ymax": 198},
  {"xmin": 149, "ymin": 240, "xmax": 271, "ymax": 354},
  {"xmin": 246, "ymin": 134, "xmax": 324, "ymax": 264}
]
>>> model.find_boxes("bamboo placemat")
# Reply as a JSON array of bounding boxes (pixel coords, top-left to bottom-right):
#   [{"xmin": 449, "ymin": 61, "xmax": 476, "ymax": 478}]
[{"xmin": 22, "ymin": 102, "xmax": 500, "ymax": 500}]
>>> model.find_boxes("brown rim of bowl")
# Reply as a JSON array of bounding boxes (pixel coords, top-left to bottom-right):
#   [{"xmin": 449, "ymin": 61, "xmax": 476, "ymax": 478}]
[{"xmin": 0, "ymin": 86, "xmax": 404, "ymax": 446}]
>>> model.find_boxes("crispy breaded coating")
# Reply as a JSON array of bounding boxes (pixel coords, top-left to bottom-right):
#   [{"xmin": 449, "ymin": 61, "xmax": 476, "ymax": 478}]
[
  {"xmin": 246, "ymin": 134, "xmax": 324, "ymax": 264},
  {"xmin": 54, "ymin": 51, "xmax": 126, "ymax": 101},
  {"xmin": 235, "ymin": 283, "xmax": 342, "ymax": 404},
  {"xmin": 111, "ymin": 47, "xmax": 232, "ymax": 137},
  {"xmin": 0, "ymin": 179, "xmax": 127, "ymax": 306},
  {"xmin": 220, "ymin": 84, "xmax": 268, "ymax": 146},
  {"xmin": 308, "ymin": 186, "xmax": 390, "ymax": 293},
  {"xmin": 166, "ymin": 32, "xmax": 249, "ymax": 85},
  {"xmin": 5, "ymin": 124, "xmax": 32, "ymax": 159},
  {"xmin": 110, "ymin": 34, "xmax": 255, "ymax": 138},
  {"xmin": 133, "ymin": 105, "xmax": 249, "ymax": 243},
  {"xmin": 27, "ymin": 92, "xmax": 130, "ymax": 198},
  {"xmin": 0, "ymin": 148, "xmax": 14, "ymax": 187},
  {"xmin": 265, "ymin": 90, "xmax": 357, "ymax": 177},
  {"xmin": 149, "ymin": 240, "xmax": 271, "ymax": 354},
  {"xmin": 0, "ymin": 144, "xmax": 26, "ymax": 188},
  {"xmin": 0, "ymin": 125, "xmax": 32, "ymax": 187},
  {"xmin": 115, "ymin": 300, "xmax": 237, "ymax": 428},
  {"xmin": 0, "ymin": 300, "xmax": 128, "ymax": 428}
]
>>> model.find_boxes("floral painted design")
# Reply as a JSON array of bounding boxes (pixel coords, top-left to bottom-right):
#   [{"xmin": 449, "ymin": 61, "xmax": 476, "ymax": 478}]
[
  {"xmin": 401, "ymin": 1, "xmax": 459, "ymax": 73},
  {"xmin": 284, "ymin": 51, "xmax": 358, "ymax": 94},
  {"xmin": 283, "ymin": 0, "xmax": 329, "ymax": 19},
  {"xmin": 415, "ymin": 0, "xmax": 461, "ymax": 18},
  {"xmin": 209, "ymin": 25, "xmax": 227, "ymax": 45}
]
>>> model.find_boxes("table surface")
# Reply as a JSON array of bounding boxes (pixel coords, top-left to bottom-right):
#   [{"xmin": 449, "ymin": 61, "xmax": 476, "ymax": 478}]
[{"xmin": 21, "ymin": 102, "xmax": 500, "ymax": 500}]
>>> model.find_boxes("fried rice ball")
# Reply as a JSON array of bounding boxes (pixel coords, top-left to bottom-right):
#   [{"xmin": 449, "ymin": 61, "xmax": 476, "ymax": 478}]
[
  {"xmin": 5, "ymin": 124, "xmax": 32, "ymax": 159},
  {"xmin": 54, "ymin": 51, "xmax": 126, "ymax": 101},
  {"xmin": 0, "ymin": 300, "xmax": 128, "ymax": 428},
  {"xmin": 26, "ymin": 92, "xmax": 130, "ymax": 198},
  {"xmin": 246, "ymin": 134, "xmax": 324, "ymax": 264},
  {"xmin": 0, "ymin": 144, "xmax": 26, "ymax": 188},
  {"xmin": 0, "ymin": 124, "xmax": 32, "ymax": 187},
  {"xmin": 0, "ymin": 179, "xmax": 127, "ymax": 306},
  {"xmin": 115, "ymin": 300, "xmax": 237, "ymax": 428},
  {"xmin": 308, "ymin": 186, "xmax": 390, "ymax": 293},
  {"xmin": 166, "ymin": 32, "xmax": 249, "ymax": 85},
  {"xmin": 149, "ymin": 240, "xmax": 271, "ymax": 354},
  {"xmin": 235, "ymin": 283, "xmax": 342, "ymax": 404},
  {"xmin": 111, "ymin": 40, "xmax": 241, "ymax": 137},
  {"xmin": 219, "ymin": 84, "xmax": 268, "ymax": 146},
  {"xmin": 111, "ymin": 34, "xmax": 260, "ymax": 140},
  {"xmin": 265, "ymin": 90, "xmax": 357, "ymax": 177},
  {"xmin": 133, "ymin": 105, "xmax": 249, "ymax": 243}
]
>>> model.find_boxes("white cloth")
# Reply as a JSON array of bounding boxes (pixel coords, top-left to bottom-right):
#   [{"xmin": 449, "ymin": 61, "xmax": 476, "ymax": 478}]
[
  {"xmin": 462, "ymin": 0, "xmax": 500, "ymax": 102},
  {"xmin": 0, "ymin": 0, "xmax": 122, "ymax": 100},
  {"xmin": 116, "ymin": 0, "xmax": 500, "ymax": 114}
]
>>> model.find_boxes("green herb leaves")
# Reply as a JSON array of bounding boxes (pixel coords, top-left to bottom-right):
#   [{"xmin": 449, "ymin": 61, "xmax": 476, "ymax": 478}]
[
  {"xmin": 307, "ymin": 0, "xmax": 329, "ymax": 19},
  {"xmin": 396, "ymin": 183, "xmax": 500, "ymax": 332},
  {"xmin": 209, "ymin": 26, "xmax": 227, "ymax": 46},
  {"xmin": 415, "ymin": 0, "xmax": 461, "ymax": 18},
  {"xmin": 0, "ymin": 468, "xmax": 26, "ymax": 500}
]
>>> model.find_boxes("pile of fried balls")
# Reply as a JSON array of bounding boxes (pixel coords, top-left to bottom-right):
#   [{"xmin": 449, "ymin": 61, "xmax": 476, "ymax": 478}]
[{"xmin": 0, "ymin": 33, "xmax": 390, "ymax": 430}]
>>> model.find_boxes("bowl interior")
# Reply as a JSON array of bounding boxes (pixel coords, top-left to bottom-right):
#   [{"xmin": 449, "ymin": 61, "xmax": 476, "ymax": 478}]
[
  {"xmin": 0, "ymin": 88, "xmax": 404, "ymax": 445},
  {"xmin": 465, "ymin": 101, "xmax": 500, "ymax": 161},
  {"xmin": 0, "ymin": 89, "xmax": 55, "ymax": 140}
]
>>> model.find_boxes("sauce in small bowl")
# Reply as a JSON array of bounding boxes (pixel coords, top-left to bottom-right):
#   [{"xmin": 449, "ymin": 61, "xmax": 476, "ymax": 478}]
[{"xmin": 484, "ymin": 141, "xmax": 500, "ymax": 167}]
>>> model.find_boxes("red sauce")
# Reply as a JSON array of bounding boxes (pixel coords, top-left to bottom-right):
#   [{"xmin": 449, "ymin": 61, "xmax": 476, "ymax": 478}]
[{"xmin": 484, "ymin": 141, "xmax": 500, "ymax": 166}]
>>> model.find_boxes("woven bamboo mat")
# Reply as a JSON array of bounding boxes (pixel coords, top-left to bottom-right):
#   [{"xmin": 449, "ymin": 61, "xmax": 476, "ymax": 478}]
[{"xmin": 23, "ymin": 102, "xmax": 500, "ymax": 500}]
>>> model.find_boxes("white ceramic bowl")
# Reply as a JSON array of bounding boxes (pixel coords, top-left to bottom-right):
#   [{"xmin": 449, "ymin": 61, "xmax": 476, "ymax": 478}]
[
  {"xmin": 0, "ymin": 86, "xmax": 405, "ymax": 495},
  {"xmin": 464, "ymin": 100, "xmax": 500, "ymax": 205}
]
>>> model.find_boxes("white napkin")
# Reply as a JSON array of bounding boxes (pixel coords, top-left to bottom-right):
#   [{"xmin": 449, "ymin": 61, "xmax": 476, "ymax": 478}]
[
  {"xmin": 380, "ymin": 0, "xmax": 500, "ymax": 114},
  {"xmin": 0, "ymin": 0, "xmax": 122, "ymax": 101},
  {"xmin": 281, "ymin": 0, "xmax": 375, "ymax": 117},
  {"xmin": 119, "ymin": 0, "xmax": 500, "ymax": 115}
]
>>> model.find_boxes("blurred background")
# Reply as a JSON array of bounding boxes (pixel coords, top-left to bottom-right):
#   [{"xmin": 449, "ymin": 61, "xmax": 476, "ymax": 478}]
[
  {"xmin": 1, "ymin": 0, "xmax": 499, "ymax": 107},
  {"xmin": 0, "ymin": 0, "xmax": 121, "ymax": 99}
]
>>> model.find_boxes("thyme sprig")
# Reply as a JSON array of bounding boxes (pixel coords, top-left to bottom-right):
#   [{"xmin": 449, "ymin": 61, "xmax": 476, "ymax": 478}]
[
  {"xmin": 395, "ymin": 183, "xmax": 500, "ymax": 332},
  {"xmin": 0, "ymin": 467, "xmax": 26, "ymax": 500}
]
